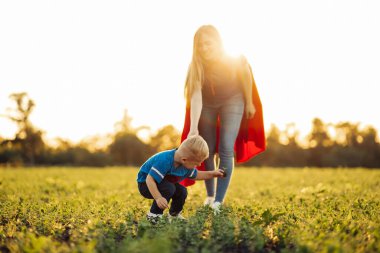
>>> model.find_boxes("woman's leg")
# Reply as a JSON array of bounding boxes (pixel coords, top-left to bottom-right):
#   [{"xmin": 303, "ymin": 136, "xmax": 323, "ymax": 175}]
[
  {"xmin": 215, "ymin": 94, "xmax": 244, "ymax": 203},
  {"xmin": 199, "ymin": 105, "xmax": 218, "ymax": 197}
]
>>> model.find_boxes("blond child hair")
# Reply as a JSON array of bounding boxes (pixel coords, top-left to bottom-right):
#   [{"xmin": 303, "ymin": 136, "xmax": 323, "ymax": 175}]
[{"xmin": 179, "ymin": 135, "xmax": 209, "ymax": 162}]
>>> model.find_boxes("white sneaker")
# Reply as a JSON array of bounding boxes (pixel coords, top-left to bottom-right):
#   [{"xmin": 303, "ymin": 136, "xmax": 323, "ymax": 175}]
[
  {"xmin": 146, "ymin": 212, "xmax": 163, "ymax": 224},
  {"xmin": 204, "ymin": 196, "xmax": 215, "ymax": 206},
  {"xmin": 211, "ymin": 201, "xmax": 222, "ymax": 214},
  {"xmin": 168, "ymin": 212, "xmax": 187, "ymax": 222}
]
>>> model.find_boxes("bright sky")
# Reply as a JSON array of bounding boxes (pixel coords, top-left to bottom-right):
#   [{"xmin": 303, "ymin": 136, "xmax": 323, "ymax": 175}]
[{"xmin": 1, "ymin": 0, "xmax": 379, "ymax": 143}]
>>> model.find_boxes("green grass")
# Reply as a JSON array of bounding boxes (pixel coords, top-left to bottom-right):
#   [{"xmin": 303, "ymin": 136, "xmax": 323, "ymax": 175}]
[{"xmin": 1, "ymin": 167, "xmax": 379, "ymax": 253}]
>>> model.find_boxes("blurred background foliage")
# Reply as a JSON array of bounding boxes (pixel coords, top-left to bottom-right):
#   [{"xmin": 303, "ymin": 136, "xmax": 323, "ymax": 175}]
[{"xmin": 1, "ymin": 92, "xmax": 379, "ymax": 168}]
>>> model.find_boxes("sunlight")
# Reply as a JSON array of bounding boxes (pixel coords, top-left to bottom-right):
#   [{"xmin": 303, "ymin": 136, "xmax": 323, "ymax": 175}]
[
  {"xmin": 219, "ymin": 26, "xmax": 244, "ymax": 58},
  {"xmin": 1, "ymin": 1, "xmax": 379, "ymax": 145}
]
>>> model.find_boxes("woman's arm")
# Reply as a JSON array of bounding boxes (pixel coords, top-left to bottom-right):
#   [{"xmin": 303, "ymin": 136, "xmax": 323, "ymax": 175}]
[
  {"xmin": 195, "ymin": 169, "xmax": 224, "ymax": 180},
  {"xmin": 146, "ymin": 175, "xmax": 168, "ymax": 209},
  {"xmin": 240, "ymin": 58, "xmax": 256, "ymax": 119},
  {"xmin": 189, "ymin": 87, "xmax": 203, "ymax": 136}
]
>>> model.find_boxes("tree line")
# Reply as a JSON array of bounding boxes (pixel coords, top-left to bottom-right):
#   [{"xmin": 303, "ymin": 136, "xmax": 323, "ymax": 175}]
[{"xmin": 1, "ymin": 92, "xmax": 379, "ymax": 168}]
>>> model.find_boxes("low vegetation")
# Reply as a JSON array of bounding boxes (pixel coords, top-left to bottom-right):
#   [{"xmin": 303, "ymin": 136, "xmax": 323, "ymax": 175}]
[{"xmin": 1, "ymin": 167, "xmax": 379, "ymax": 252}]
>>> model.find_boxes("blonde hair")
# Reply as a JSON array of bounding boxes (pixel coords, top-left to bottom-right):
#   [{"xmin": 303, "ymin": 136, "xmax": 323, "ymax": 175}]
[
  {"xmin": 180, "ymin": 135, "xmax": 209, "ymax": 161},
  {"xmin": 184, "ymin": 25, "xmax": 224, "ymax": 101}
]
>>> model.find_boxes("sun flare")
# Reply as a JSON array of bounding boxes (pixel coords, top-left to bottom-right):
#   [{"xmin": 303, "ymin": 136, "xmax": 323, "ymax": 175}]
[{"xmin": 219, "ymin": 26, "xmax": 245, "ymax": 58}]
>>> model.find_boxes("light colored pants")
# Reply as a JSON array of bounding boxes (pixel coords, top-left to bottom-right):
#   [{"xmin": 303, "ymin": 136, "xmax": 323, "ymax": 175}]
[{"xmin": 199, "ymin": 93, "xmax": 244, "ymax": 203}]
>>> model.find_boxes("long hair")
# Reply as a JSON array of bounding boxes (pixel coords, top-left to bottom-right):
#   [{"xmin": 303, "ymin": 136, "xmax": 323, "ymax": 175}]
[{"xmin": 184, "ymin": 25, "xmax": 224, "ymax": 101}]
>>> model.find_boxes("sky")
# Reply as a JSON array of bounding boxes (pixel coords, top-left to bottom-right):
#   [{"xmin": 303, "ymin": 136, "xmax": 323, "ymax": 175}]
[{"xmin": 1, "ymin": 0, "xmax": 379, "ymax": 143}]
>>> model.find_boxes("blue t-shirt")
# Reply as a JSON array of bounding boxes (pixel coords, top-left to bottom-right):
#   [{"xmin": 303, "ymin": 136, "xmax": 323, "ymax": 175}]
[{"xmin": 137, "ymin": 149, "xmax": 198, "ymax": 184}]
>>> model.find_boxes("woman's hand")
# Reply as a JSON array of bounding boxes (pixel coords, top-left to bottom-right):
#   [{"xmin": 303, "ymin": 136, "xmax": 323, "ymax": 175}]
[
  {"xmin": 155, "ymin": 197, "xmax": 169, "ymax": 210},
  {"xmin": 245, "ymin": 103, "xmax": 256, "ymax": 119}
]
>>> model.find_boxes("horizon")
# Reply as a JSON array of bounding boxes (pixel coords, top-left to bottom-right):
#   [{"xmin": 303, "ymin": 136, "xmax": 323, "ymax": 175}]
[
  {"xmin": 1, "ymin": 0, "xmax": 379, "ymax": 143},
  {"xmin": 1, "ymin": 98, "xmax": 377, "ymax": 146}
]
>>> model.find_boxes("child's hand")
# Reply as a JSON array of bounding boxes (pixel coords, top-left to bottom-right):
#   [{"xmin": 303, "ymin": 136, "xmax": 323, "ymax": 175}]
[
  {"xmin": 220, "ymin": 168, "xmax": 227, "ymax": 177},
  {"xmin": 155, "ymin": 197, "xmax": 169, "ymax": 210},
  {"xmin": 214, "ymin": 169, "xmax": 225, "ymax": 178}
]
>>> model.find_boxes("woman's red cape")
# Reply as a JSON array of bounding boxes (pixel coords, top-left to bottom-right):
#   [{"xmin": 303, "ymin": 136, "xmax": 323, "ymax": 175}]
[{"xmin": 180, "ymin": 65, "xmax": 266, "ymax": 187}]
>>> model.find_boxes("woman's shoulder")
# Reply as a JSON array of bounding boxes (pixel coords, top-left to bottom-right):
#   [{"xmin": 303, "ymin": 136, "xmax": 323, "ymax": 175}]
[
  {"xmin": 223, "ymin": 55, "xmax": 250, "ymax": 76},
  {"xmin": 224, "ymin": 54, "xmax": 249, "ymax": 68}
]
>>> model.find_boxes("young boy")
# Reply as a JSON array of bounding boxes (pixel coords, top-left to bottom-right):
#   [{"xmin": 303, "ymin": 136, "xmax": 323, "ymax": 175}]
[{"xmin": 137, "ymin": 135, "xmax": 224, "ymax": 223}]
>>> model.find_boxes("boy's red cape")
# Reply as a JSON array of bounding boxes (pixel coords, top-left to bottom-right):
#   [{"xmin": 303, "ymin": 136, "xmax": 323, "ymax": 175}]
[{"xmin": 180, "ymin": 65, "xmax": 266, "ymax": 187}]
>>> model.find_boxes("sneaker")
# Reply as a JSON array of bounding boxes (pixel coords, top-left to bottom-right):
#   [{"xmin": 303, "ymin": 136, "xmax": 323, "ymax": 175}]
[
  {"xmin": 204, "ymin": 196, "xmax": 215, "ymax": 206},
  {"xmin": 168, "ymin": 212, "xmax": 187, "ymax": 222},
  {"xmin": 211, "ymin": 201, "xmax": 222, "ymax": 214},
  {"xmin": 146, "ymin": 212, "xmax": 163, "ymax": 224}
]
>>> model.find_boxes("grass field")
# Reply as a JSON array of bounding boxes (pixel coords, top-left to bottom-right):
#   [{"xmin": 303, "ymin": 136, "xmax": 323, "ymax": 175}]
[{"xmin": 1, "ymin": 167, "xmax": 379, "ymax": 253}]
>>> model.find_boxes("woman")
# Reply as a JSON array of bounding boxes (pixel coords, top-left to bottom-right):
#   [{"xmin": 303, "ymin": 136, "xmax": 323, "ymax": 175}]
[{"xmin": 180, "ymin": 25, "xmax": 266, "ymax": 212}]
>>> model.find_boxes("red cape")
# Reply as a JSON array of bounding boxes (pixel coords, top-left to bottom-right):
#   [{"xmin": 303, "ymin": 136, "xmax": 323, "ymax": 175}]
[{"xmin": 180, "ymin": 65, "xmax": 266, "ymax": 187}]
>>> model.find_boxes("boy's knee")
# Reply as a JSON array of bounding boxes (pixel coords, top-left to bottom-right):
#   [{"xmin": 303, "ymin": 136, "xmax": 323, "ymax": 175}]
[
  {"xmin": 159, "ymin": 182, "xmax": 176, "ymax": 198},
  {"xmin": 176, "ymin": 184, "xmax": 188, "ymax": 199},
  {"xmin": 181, "ymin": 187, "xmax": 188, "ymax": 199}
]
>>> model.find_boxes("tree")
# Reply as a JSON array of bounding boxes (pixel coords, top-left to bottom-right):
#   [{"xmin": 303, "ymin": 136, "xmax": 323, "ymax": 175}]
[
  {"xmin": 267, "ymin": 123, "xmax": 281, "ymax": 147},
  {"xmin": 284, "ymin": 123, "xmax": 300, "ymax": 146},
  {"xmin": 308, "ymin": 118, "xmax": 332, "ymax": 148},
  {"xmin": 108, "ymin": 109, "xmax": 152, "ymax": 166},
  {"xmin": 334, "ymin": 121, "xmax": 361, "ymax": 147},
  {"xmin": 114, "ymin": 109, "xmax": 134, "ymax": 134},
  {"xmin": 2, "ymin": 92, "xmax": 45, "ymax": 165},
  {"xmin": 149, "ymin": 125, "xmax": 180, "ymax": 152},
  {"xmin": 109, "ymin": 133, "xmax": 151, "ymax": 166},
  {"xmin": 306, "ymin": 118, "xmax": 332, "ymax": 167},
  {"xmin": 358, "ymin": 126, "xmax": 380, "ymax": 167}
]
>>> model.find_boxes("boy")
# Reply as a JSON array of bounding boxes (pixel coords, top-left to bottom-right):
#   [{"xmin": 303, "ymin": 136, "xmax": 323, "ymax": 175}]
[{"xmin": 137, "ymin": 135, "xmax": 224, "ymax": 223}]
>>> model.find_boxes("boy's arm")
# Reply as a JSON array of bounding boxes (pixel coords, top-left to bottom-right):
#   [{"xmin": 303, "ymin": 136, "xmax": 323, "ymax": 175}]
[
  {"xmin": 195, "ymin": 169, "xmax": 224, "ymax": 180},
  {"xmin": 146, "ymin": 175, "xmax": 168, "ymax": 210}
]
